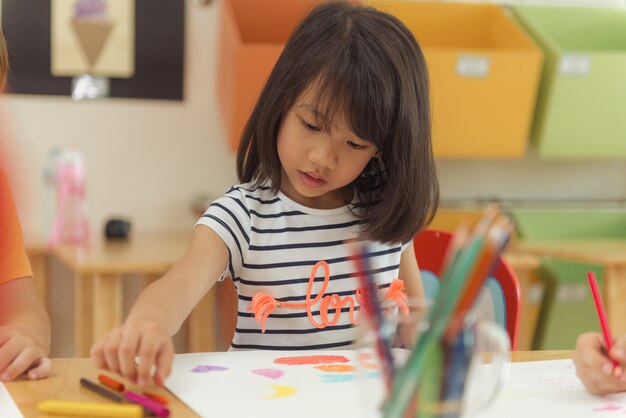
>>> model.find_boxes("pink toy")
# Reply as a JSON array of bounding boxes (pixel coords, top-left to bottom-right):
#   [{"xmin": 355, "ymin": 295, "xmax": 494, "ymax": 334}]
[{"xmin": 48, "ymin": 149, "xmax": 90, "ymax": 247}]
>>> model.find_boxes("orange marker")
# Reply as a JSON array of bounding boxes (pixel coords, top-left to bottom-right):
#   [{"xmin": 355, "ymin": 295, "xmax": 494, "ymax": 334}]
[
  {"xmin": 143, "ymin": 392, "xmax": 169, "ymax": 405},
  {"xmin": 98, "ymin": 374, "xmax": 125, "ymax": 392}
]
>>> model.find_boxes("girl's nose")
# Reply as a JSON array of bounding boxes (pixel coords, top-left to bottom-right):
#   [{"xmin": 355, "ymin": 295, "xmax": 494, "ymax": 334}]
[{"xmin": 308, "ymin": 138, "xmax": 337, "ymax": 170}]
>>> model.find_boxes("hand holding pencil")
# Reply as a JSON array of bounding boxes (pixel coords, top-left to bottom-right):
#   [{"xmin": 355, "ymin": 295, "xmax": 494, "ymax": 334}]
[
  {"xmin": 90, "ymin": 318, "xmax": 174, "ymax": 388},
  {"xmin": 573, "ymin": 272, "xmax": 626, "ymax": 395},
  {"xmin": 573, "ymin": 332, "xmax": 626, "ymax": 395}
]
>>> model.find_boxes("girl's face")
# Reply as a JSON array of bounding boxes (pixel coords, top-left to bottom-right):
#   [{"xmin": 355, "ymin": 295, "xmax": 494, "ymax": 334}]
[{"xmin": 277, "ymin": 90, "xmax": 379, "ymax": 209}]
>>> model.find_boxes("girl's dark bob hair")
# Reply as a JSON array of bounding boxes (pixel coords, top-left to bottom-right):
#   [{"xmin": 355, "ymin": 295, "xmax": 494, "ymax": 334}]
[{"xmin": 237, "ymin": 1, "xmax": 439, "ymax": 244}]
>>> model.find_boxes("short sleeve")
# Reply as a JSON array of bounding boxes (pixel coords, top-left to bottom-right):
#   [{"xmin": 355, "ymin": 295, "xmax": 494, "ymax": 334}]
[
  {"xmin": 195, "ymin": 187, "xmax": 251, "ymax": 281},
  {"xmin": 0, "ymin": 171, "xmax": 32, "ymax": 284}
]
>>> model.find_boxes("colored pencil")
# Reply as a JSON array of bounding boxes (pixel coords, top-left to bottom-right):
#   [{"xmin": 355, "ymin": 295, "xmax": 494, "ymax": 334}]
[
  {"xmin": 80, "ymin": 378, "xmax": 125, "ymax": 403},
  {"xmin": 144, "ymin": 391, "xmax": 169, "ymax": 405},
  {"xmin": 384, "ymin": 235, "xmax": 484, "ymax": 418},
  {"xmin": 587, "ymin": 271, "xmax": 620, "ymax": 373},
  {"xmin": 37, "ymin": 400, "xmax": 142, "ymax": 418},
  {"xmin": 124, "ymin": 390, "xmax": 170, "ymax": 418},
  {"xmin": 352, "ymin": 243, "xmax": 396, "ymax": 392},
  {"xmin": 445, "ymin": 218, "xmax": 512, "ymax": 341},
  {"xmin": 384, "ymin": 207, "xmax": 512, "ymax": 418},
  {"xmin": 98, "ymin": 374, "xmax": 125, "ymax": 392}
]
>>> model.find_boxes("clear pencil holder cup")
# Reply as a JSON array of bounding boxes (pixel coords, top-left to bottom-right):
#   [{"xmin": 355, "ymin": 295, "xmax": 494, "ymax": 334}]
[{"xmin": 355, "ymin": 299, "xmax": 510, "ymax": 418}]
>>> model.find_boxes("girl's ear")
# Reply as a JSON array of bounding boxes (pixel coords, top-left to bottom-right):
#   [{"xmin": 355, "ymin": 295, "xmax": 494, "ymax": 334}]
[{"xmin": 374, "ymin": 150, "xmax": 382, "ymax": 159}]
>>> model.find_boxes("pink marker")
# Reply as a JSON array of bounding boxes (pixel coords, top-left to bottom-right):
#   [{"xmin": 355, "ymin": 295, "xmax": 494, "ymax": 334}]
[
  {"xmin": 123, "ymin": 390, "xmax": 170, "ymax": 418},
  {"xmin": 587, "ymin": 271, "xmax": 621, "ymax": 375}
]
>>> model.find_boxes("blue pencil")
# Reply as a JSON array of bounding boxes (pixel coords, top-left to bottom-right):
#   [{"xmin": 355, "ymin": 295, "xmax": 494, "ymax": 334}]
[{"xmin": 352, "ymin": 243, "xmax": 396, "ymax": 392}]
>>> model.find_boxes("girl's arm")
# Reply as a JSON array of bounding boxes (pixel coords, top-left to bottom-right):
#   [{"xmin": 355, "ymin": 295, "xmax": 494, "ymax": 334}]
[
  {"xmin": 0, "ymin": 276, "xmax": 52, "ymax": 381},
  {"xmin": 396, "ymin": 241, "xmax": 425, "ymax": 348},
  {"xmin": 91, "ymin": 226, "xmax": 229, "ymax": 387},
  {"xmin": 126, "ymin": 226, "xmax": 228, "ymax": 335},
  {"xmin": 398, "ymin": 241, "xmax": 424, "ymax": 301}
]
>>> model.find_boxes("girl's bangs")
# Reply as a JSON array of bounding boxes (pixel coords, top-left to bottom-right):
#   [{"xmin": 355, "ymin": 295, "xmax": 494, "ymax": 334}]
[{"xmin": 306, "ymin": 63, "xmax": 395, "ymax": 150}]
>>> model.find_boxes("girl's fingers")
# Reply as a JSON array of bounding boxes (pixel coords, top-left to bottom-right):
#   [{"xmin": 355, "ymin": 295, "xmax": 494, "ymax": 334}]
[
  {"xmin": 118, "ymin": 330, "xmax": 141, "ymax": 384},
  {"xmin": 90, "ymin": 341, "xmax": 106, "ymax": 369},
  {"xmin": 102, "ymin": 330, "xmax": 123, "ymax": 374},
  {"xmin": 575, "ymin": 333, "xmax": 607, "ymax": 364},
  {"xmin": 1, "ymin": 347, "xmax": 41, "ymax": 381},
  {"xmin": 90, "ymin": 323, "xmax": 173, "ymax": 388},
  {"xmin": 154, "ymin": 341, "xmax": 174, "ymax": 387},
  {"xmin": 610, "ymin": 335, "xmax": 626, "ymax": 362},
  {"xmin": 137, "ymin": 334, "xmax": 159, "ymax": 387},
  {"xmin": 27, "ymin": 357, "xmax": 52, "ymax": 380},
  {"xmin": 0, "ymin": 340, "xmax": 19, "ymax": 379}
]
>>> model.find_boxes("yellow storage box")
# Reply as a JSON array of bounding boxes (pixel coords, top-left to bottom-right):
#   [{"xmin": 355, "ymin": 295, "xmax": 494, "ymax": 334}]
[{"xmin": 370, "ymin": 2, "xmax": 543, "ymax": 158}]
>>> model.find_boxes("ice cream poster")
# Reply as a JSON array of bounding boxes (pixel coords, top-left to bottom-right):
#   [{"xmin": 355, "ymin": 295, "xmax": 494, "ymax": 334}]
[{"xmin": 51, "ymin": 0, "xmax": 135, "ymax": 77}]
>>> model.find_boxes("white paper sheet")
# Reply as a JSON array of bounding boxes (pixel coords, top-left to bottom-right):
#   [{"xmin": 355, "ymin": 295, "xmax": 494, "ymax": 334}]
[
  {"xmin": 476, "ymin": 359, "xmax": 626, "ymax": 418},
  {"xmin": 165, "ymin": 350, "xmax": 387, "ymax": 418},
  {"xmin": 0, "ymin": 383, "xmax": 24, "ymax": 418},
  {"xmin": 166, "ymin": 353, "xmax": 626, "ymax": 418}
]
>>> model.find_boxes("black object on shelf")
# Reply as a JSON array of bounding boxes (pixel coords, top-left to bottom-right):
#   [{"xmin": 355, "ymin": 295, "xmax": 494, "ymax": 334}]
[{"xmin": 105, "ymin": 219, "xmax": 131, "ymax": 240}]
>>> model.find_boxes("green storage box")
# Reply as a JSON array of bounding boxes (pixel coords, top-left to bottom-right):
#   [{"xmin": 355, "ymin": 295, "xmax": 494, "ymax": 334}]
[
  {"xmin": 512, "ymin": 210, "xmax": 626, "ymax": 239},
  {"xmin": 512, "ymin": 6, "xmax": 626, "ymax": 158},
  {"xmin": 533, "ymin": 261, "xmax": 602, "ymax": 350},
  {"xmin": 511, "ymin": 209, "xmax": 626, "ymax": 349}
]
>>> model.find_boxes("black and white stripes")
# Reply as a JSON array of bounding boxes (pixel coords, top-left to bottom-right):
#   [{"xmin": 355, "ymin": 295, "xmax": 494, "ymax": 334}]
[{"xmin": 196, "ymin": 183, "xmax": 407, "ymax": 351}]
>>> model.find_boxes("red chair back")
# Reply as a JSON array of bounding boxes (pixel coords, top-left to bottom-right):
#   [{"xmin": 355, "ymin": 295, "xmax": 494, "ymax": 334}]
[{"xmin": 413, "ymin": 229, "xmax": 521, "ymax": 349}]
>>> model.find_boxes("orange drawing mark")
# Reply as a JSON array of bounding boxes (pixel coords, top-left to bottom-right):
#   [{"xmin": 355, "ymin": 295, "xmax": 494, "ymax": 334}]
[
  {"xmin": 314, "ymin": 364, "xmax": 355, "ymax": 373},
  {"xmin": 362, "ymin": 362, "xmax": 379, "ymax": 370}
]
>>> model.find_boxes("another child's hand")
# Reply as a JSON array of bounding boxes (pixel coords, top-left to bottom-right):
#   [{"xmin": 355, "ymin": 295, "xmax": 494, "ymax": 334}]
[
  {"xmin": 90, "ymin": 319, "xmax": 174, "ymax": 388},
  {"xmin": 573, "ymin": 332, "xmax": 626, "ymax": 395},
  {"xmin": 0, "ymin": 325, "xmax": 52, "ymax": 381}
]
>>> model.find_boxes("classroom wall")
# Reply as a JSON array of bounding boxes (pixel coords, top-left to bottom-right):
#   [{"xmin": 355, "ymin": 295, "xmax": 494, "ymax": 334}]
[
  {"xmin": 1, "ymin": 1, "xmax": 237, "ymax": 239},
  {"xmin": 3, "ymin": 0, "xmax": 626, "ymax": 239},
  {"xmin": 1, "ymin": 0, "xmax": 625, "ymax": 356}
]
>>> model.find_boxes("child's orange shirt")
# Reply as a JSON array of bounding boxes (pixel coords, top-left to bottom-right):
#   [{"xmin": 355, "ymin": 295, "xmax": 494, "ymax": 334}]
[{"xmin": 0, "ymin": 169, "xmax": 32, "ymax": 284}]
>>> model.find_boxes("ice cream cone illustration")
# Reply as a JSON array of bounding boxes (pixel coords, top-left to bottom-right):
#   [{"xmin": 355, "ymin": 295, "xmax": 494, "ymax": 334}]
[{"xmin": 71, "ymin": 0, "xmax": 114, "ymax": 70}]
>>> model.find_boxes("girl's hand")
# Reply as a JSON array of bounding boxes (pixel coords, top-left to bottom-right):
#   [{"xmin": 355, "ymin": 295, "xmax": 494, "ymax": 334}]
[
  {"xmin": 90, "ymin": 319, "xmax": 174, "ymax": 388},
  {"xmin": 573, "ymin": 332, "xmax": 626, "ymax": 395},
  {"xmin": 0, "ymin": 325, "xmax": 52, "ymax": 381}
]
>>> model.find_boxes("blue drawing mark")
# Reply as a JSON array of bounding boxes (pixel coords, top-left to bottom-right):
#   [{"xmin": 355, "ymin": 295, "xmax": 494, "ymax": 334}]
[
  {"xmin": 318, "ymin": 371, "xmax": 379, "ymax": 383},
  {"xmin": 190, "ymin": 365, "xmax": 228, "ymax": 373},
  {"xmin": 319, "ymin": 374, "xmax": 355, "ymax": 383}
]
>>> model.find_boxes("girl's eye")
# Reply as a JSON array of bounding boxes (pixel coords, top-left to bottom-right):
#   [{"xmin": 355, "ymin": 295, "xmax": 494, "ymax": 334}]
[
  {"xmin": 301, "ymin": 118, "xmax": 320, "ymax": 132},
  {"xmin": 347, "ymin": 140, "xmax": 365, "ymax": 150}
]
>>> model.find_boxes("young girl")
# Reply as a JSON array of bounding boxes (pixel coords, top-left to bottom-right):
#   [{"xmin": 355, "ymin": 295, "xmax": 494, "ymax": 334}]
[
  {"xmin": 0, "ymin": 29, "xmax": 52, "ymax": 381},
  {"xmin": 91, "ymin": 1, "xmax": 439, "ymax": 387}
]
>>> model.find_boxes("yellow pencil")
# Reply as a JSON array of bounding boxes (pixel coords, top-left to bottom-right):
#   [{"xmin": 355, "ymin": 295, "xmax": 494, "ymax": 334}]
[{"xmin": 37, "ymin": 400, "xmax": 143, "ymax": 418}]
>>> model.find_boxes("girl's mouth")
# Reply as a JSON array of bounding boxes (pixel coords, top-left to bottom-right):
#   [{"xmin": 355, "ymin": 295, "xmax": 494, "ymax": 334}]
[{"xmin": 300, "ymin": 171, "xmax": 326, "ymax": 188}]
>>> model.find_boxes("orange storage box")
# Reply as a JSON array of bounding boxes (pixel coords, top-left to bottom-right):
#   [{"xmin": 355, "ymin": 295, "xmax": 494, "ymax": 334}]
[
  {"xmin": 217, "ymin": 0, "xmax": 321, "ymax": 151},
  {"xmin": 370, "ymin": 2, "xmax": 543, "ymax": 158}
]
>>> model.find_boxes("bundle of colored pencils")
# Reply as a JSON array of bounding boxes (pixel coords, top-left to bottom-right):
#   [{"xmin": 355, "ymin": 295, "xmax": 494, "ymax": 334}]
[{"xmin": 377, "ymin": 206, "xmax": 514, "ymax": 418}]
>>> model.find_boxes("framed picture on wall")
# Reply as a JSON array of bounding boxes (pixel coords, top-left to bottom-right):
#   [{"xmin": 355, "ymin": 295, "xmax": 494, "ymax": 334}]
[
  {"xmin": 1, "ymin": 0, "xmax": 184, "ymax": 100},
  {"xmin": 51, "ymin": 0, "xmax": 135, "ymax": 78}
]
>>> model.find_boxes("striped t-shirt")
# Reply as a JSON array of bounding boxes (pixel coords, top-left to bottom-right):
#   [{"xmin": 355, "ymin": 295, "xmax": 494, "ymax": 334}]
[{"xmin": 196, "ymin": 183, "xmax": 408, "ymax": 350}]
